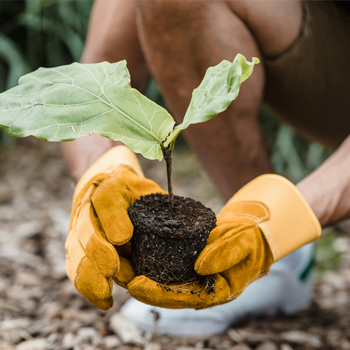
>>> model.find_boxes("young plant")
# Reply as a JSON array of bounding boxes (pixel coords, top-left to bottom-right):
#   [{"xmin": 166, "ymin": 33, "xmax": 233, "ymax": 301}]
[
  {"xmin": 0, "ymin": 54, "xmax": 259, "ymax": 284},
  {"xmin": 0, "ymin": 54, "xmax": 259, "ymax": 208}
]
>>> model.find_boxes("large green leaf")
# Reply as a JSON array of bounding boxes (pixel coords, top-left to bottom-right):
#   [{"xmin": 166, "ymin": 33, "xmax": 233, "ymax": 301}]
[
  {"xmin": 164, "ymin": 54, "xmax": 259, "ymax": 149},
  {"xmin": 0, "ymin": 60, "xmax": 175, "ymax": 160}
]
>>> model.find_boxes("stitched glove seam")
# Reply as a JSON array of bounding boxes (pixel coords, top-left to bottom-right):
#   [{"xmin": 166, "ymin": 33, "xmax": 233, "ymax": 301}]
[
  {"xmin": 75, "ymin": 256, "xmax": 88, "ymax": 288},
  {"xmin": 259, "ymin": 222, "xmax": 280, "ymax": 261},
  {"xmin": 87, "ymin": 208, "xmax": 119, "ymax": 276},
  {"xmin": 222, "ymin": 201, "xmax": 269, "ymax": 221},
  {"xmin": 84, "ymin": 233, "xmax": 96, "ymax": 249},
  {"xmin": 217, "ymin": 213, "xmax": 263, "ymax": 223},
  {"xmin": 84, "ymin": 233, "xmax": 120, "ymax": 277}
]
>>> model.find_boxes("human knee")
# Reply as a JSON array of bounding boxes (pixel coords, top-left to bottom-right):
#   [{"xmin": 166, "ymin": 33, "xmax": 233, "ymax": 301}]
[
  {"xmin": 227, "ymin": 0, "xmax": 302, "ymax": 57},
  {"xmin": 135, "ymin": 0, "xmax": 207, "ymax": 30}
]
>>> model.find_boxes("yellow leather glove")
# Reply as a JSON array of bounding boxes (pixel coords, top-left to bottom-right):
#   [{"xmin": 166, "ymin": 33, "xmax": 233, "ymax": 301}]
[
  {"xmin": 65, "ymin": 145, "xmax": 164, "ymax": 310},
  {"xmin": 127, "ymin": 174, "xmax": 322, "ymax": 309}
]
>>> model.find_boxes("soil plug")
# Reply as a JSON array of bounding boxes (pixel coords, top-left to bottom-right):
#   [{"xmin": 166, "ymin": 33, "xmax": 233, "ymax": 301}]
[{"xmin": 128, "ymin": 193, "xmax": 216, "ymax": 283}]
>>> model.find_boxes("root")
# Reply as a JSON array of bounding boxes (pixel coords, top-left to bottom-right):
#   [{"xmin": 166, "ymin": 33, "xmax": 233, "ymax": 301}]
[{"xmin": 157, "ymin": 276, "xmax": 216, "ymax": 295}]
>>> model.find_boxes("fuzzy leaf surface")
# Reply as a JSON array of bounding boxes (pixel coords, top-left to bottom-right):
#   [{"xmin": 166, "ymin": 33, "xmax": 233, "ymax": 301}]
[{"xmin": 0, "ymin": 61, "xmax": 175, "ymax": 160}]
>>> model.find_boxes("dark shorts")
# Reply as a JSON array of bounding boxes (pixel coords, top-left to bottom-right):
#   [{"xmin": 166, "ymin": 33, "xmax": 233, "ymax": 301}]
[{"xmin": 264, "ymin": 0, "xmax": 350, "ymax": 149}]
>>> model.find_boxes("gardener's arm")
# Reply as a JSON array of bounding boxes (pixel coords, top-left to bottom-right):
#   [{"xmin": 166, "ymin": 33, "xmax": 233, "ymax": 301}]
[
  {"xmin": 297, "ymin": 134, "xmax": 350, "ymax": 228},
  {"xmin": 61, "ymin": 0, "xmax": 148, "ymax": 181}
]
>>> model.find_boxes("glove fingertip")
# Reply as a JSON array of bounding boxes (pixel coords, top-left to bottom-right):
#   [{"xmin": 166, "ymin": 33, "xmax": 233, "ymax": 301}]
[
  {"xmin": 84, "ymin": 293, "xmax": 113, "ymax": 311},
  {"xmin": 127, "ymin": 275, "xmax": 149, "ymax": 289},
  {"xmin": 194, "ymin": 258, "xmax": 204, "ymax": 275},
  {"xmin": 86, "ymin": 234, "xmax": 120, "ymax": 277},
  {"xmin": 113, "ymin": 257, "xmax": 135, "ymax": 288},
  {"xmin": 92, "ymin": 183, "xmax": 134, "ymax": 245},
  {"xmin": 95, "ymin": 297, "xmax": 114, "ymax": 311},
  {"xmin": 127, "ymin": 276, "xmax": 163, "ymax": 308},
  {"xmin": 110, "ymin": 218, "xmax": 134, "ymax": 245},
  {"xmin": 195, "ymin": 246, "xmax": 218, "ymax": 275},
  {"xmin": 76, "ymin": 258, "xmax": 113, "ymax": 300}
]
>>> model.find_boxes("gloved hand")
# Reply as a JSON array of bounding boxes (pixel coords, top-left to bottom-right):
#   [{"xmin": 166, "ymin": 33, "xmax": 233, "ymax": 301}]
[
  {"xmin": 127, "ymin": 174, "xmax": 321, "ymax": 309},
  {"xmin": 65, "ymin": 145, "xmax": 165, "ymax": 310}
]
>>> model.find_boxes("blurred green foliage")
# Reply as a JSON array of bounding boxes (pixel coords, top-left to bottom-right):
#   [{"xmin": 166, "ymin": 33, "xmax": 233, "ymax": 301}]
[
  {"xmin": 0, "ymin": 0, "xmax": 93, "ymax": 148},
  {"xmin": 0, "ymin": 1, "xmax": 92, "ymax": 90},
  {"xmin": 260, "ymin": 107, "xmax": 332, "ymax": 183},
  {"xmin": 0, "ymin": 0, "xmax": 331, "ymax": 182},
  {"xmin": 314, "ymin": 230, "xmax": 342, "ymax": 279}
]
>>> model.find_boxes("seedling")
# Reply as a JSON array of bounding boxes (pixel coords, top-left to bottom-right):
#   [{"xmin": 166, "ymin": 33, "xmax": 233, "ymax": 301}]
[
  {"xmin": 0, "ymin": 54, "xmax": 259, "ymax": 284},
  {"xmin": 0, "ymin": 54, "xmax": 258, "ymax": 206}
]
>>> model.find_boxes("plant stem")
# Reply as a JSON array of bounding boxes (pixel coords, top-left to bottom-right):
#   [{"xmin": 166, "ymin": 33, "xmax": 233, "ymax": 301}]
[{"xmin": 162, "ymin": 146, "xmax": 174, "ymax": 209}]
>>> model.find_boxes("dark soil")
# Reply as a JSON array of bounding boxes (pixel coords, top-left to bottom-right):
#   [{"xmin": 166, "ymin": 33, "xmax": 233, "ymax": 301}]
[{"xmin": 128, "ymin": 193, "xmax": 216, "ymax": 284}]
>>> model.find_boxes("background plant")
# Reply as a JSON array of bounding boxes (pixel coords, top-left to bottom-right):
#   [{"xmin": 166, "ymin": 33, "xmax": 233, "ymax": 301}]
[{"xmin": 0, "ymin": 0, "xmax": 92, "ymax": 147}]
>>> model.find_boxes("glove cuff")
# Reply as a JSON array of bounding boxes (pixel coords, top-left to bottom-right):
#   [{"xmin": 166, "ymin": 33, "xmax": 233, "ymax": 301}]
[
  {"xmin": 228, "ymin": 174, "xmax": 321, "ymax": 261},
  {"xmin": 74, "ymin": 145, "xmax": 144, "ymax": 198}
]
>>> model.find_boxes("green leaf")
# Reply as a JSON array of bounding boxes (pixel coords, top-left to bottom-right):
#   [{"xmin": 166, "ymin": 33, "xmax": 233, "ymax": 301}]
[
  {"xmin": 0, "ymin": 60, "xmax": 175, "ymax": 160},
  {"xmin": 164, "ymin": 54, "xmax": 259, "ymax": 149}
]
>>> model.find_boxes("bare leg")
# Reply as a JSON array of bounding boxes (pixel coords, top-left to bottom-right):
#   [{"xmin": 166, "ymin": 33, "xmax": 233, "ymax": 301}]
[
  {"xmin": 135, "ymin": 0, "xmax": 302, "ymax": 200},
  {"xmin": 61, "ymin": 0, "xmax": 148, "ymax": 182}
]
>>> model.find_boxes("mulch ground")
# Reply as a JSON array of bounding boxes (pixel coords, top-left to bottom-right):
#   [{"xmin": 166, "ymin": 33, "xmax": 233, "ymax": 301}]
[{"xmin": 0, "ymin": 139, "xmax": 350, "ymax": 350}]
